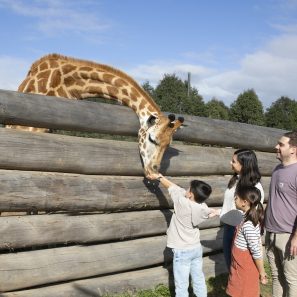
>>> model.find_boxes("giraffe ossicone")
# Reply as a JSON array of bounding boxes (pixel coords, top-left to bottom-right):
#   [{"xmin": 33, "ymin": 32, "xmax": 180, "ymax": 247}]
[{"xmin": 7, "ymin": 54, "xmax": 184, "ymax": 176}]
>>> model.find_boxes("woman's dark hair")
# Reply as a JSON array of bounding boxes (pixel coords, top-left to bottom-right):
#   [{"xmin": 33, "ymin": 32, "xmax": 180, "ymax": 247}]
[
  {"xmin": 190, "ymin": 180, "xmax": 212, "ymax": 203},
  {"xmin": 228, "ymin": 149, "xmax": 261, "ymax": 189},
  {"xmin": 235, "ymin": 185, "xmax": 264, "ymax": 234}
]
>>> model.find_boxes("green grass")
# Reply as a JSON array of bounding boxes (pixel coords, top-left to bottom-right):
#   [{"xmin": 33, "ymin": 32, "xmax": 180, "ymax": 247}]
[{"xmin": 103, "ymin": 261, "xmax": 272, "ymax": 297}]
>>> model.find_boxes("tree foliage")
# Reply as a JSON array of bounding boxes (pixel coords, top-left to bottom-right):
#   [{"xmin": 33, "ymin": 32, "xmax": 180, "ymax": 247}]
[
  {"xmin": 229, "ymin": 89, "xmax": 265, "ymax": 125},
  {"xmin": 142, "ymin": 81, "xmax": 155, "ymax": 98},
  {"xmin": 153, "ymin": 74, "xmax": 206, "ymax": 116},
  {"xmin": 265, "ymin": 96, "xmax": 297, "ymax": 130},
  {"xmin": 205, "ymin": 98, "xmax": 229, "ymax": 120}
]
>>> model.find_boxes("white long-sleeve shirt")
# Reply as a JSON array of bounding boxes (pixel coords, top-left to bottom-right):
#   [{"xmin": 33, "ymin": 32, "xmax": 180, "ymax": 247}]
[
  {"xmin": 220, "ymin": 181, "xmax": 264, "ymax": 226},
  {"xmin": 166, "ymin": 185, "xmax": 211, "ymax": 249}
]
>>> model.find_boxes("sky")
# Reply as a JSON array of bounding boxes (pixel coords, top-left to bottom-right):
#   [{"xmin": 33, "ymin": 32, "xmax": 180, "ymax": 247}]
[{"xmin": 0, "ymin": 0, "xmax": 297, "ymax": 110}]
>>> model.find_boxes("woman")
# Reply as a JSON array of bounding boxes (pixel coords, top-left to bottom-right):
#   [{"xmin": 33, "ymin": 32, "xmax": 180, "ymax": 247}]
[{"xmin": 220, "ymin": 149, "xmax": 264, "ymax": 271}]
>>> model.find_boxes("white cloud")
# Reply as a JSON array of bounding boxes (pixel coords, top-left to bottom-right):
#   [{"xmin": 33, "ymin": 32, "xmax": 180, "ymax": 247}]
[
  {"xmin": 199, "ymin": 33, "xmax": 297, "ymax": 108},
  {"xmin": 0, "ymin": 0, "xmax": 110, "ymax": 37},
  {"xmin": 128, "ymin": 61, "xmax": 216, "ymax": 87},
  {"xmin": 129, "ymin": 33, "xmax": 297, "ymax": 110}
]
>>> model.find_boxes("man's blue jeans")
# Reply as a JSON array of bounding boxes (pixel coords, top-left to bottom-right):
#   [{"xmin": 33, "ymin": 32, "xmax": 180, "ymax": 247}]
[{"xmin": 173, "ymin": 245, "xmax": 207, "ymax": 297}]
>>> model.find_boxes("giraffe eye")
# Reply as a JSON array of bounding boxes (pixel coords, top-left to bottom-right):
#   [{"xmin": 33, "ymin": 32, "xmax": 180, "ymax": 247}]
[{"xmin": 147, "ymin": 115, "xmax": 157, "ymax": 126}]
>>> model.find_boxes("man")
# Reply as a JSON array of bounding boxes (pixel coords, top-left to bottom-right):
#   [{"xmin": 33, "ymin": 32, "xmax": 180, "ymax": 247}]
[{"xmin": 265, "ymin": 130, "xmax": 297, "ymax": 297}]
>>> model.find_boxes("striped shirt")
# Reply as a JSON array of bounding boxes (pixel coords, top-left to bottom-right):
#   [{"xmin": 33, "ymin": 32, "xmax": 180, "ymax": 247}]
[{"xmin": 234, "ymin": 220, "xmax": 262, "ymax": 259}]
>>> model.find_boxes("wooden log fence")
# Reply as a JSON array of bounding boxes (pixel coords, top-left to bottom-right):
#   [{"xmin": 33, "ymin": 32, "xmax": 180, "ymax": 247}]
[{"xmin": 0, "ymin": 89, "xmax": 286, "ymax": 295}]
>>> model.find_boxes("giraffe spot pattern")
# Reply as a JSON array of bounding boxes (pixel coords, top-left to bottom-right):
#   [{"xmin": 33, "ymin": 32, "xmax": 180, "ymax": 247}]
[
  {"xmin": 64, "ymin": 76, "xmax": 76, "ymax": 87},
  {"xmin": 50, "ymin": 69, "xmax": 62, "ymax": 89},
  {"xmin": 106, "ymin": 86, "xmax": 119, "ymax": 98},
  {"xmin": 114, "ymin": 78, "xmax": 128, "ymax": 87},
  {"xmin": 26, "ymin": 79, "xmax": 36, "ymax": 93},
  {"xmin": 79, "ymin": 66, "xmax": 93, "ymax": 72},
  {"xmin": 121, "ymin": 98, "xmax": 129, "ymax": 106},
  {"xmin": 87, "ymin": 86, "xmax": 103, "ymax": 95},
  {"xmin": 37, "ymin": 70, "xmax": 51, "ymax": 81},
  {"xmin": 139, "ymin": 100, "xmax": 146, "ymax": 111},
  {"xmin": 45, "ymin": 90, "xmax": 56, "ymax": 96},
  {"xmin": 57, "ymin": 86, "xmax": 67, "ymax": 98},
  {"xmin": 102, "ymin": 73, "xmax": 115, "ymax": 84},
  {"xmin": 130, "ymin": 87, "xmax": 140, "ymax": 102},
  {"xmin": 148, "ymin": 105, "xmax": 155, "ymax": 112},
  {"xmin": 49, "ymin": 60, "xmax": 59, "ymax": 69},
  {"xmin": 18, "ymin": 77, "xmax": 31, "ymax": 92},
  {"xmin": 90, "ymin": 72, "xmax": 99, "ymax": 80},
  {"xmin": 80, "ymin": 72, "xmax": 90, "ymax": 80},
  {"xmin": 39, "ymin": 62, "xmax": 49, "ymax": 72},
  {"xmin": 38, "ymin": 79, "xmax": 48, "ymax": 93},
  {"xmin": 62, "ymin": 64, "xmax": 77, "ymax": 75},
  {"xmin": 122, "ymin": 89, "xmax": 129, "ymax": 96}
]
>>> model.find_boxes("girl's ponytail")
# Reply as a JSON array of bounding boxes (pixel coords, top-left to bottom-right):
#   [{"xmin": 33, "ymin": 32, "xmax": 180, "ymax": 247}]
[{"xmin": 236, "ymin": 186, "xmax": 265, "ymax": 233}]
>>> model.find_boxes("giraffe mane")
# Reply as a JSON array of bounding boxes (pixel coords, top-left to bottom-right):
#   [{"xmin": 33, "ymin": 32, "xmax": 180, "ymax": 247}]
[{"xmin": 29, "ymin": 53, "xmax": 161, "ymax": 114}]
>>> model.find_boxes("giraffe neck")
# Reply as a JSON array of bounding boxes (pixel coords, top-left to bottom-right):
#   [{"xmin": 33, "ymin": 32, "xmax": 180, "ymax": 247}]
[{"xmin": 18, "ymin": 54, "xmax": 161, "ymax": 127}]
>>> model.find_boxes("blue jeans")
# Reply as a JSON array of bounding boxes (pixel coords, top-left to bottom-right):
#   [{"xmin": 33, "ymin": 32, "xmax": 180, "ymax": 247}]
[
  {"xmin": 173, "ymin": 246, "xmax": 207, "ymax": 297},
  {"xmin": 223, "ymin": 224, "xmax": 235, "ymax": 271}
]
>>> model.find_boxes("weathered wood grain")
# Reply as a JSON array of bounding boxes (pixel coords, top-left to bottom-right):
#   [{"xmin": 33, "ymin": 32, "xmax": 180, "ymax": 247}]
[
  {"xmin": 0, "ymin": 129, "xmax": 278, "ymax": 176},
  {"xmin": 0, "ymin": 89, "xmax": 285, "ymax": 150},
  {"xmin": 0, "ymin": 210, "xmax": 221, "ymax": 250},
  {"xmin": 0, "ymin": 254, "xmax": 227, "ymax": 296},
  {"xmin": 0, "ymin": 89, "xmax": 139, "ymax": 135},
  {"xmin": 0, "ymin": 230, "xmax": 222, "ymax": 292},
  {"xmin": 0, "ymin": 169, "xmax": 271, "ymax": 212}
]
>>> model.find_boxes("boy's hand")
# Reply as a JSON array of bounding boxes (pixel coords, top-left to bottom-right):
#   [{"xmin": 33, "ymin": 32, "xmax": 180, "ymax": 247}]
[
  {"xmin": 147, "ymin": 173, "xmax": 160, "ymax": 180},
  {"xmin": 208, "ymin": 208, "xmax": 221, "ymax": 218}
]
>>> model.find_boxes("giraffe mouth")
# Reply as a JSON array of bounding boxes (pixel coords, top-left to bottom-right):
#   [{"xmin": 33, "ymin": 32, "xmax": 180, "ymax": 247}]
[{"xmin": 148, "ymin": 134, "xmax": 159, "ymax": 146}]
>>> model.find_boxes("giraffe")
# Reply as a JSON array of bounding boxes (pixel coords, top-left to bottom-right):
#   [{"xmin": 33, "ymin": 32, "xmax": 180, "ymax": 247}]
[{"xmin": 7, "ymin": 54, "xmax": 184, "ymax": 176}]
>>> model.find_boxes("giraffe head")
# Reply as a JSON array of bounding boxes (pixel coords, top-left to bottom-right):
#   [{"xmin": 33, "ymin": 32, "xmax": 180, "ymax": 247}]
[{"xmin": 138, "ymin": 113, "xmax": 184, "ymax": 177}]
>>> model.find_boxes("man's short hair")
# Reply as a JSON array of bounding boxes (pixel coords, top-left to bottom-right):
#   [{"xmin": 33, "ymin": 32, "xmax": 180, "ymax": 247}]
[{"xmin": 284, "ymin": 130, "xmax": 297, "ymax": 147}]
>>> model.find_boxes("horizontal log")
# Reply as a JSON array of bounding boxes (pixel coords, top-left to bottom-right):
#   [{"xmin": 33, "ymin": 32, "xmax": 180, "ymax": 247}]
[
  {"xmin": 0, "ymin": 129, "xmax": 278, "ymax": 176},
  {"xmin": 0, "ymin": 89, "xmax": 285, "ymax": 151},
  {"xmin": 0, "ymin": 169, "xmax": 271, "ymax": 212},
  {"xmin": 173, "ymin": 114, "xmax": 285, "ymax": 152},
  {"xmin": 0, "ymin": 89, "xmax": 139, "ymax": 135},
  {"xmin": 0, "ymin": 253, "xmax": 227, "ymax": 296},
  {"xmin": 0, "ymin": 210, "xmax": 220, "ymax": 250},
  {"xmin": 0, "ymin": 230, "xmax": 222, "ymax": 292}
]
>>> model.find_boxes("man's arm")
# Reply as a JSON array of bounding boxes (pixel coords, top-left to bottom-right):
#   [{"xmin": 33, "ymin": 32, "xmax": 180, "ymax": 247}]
[{"xmin": 290, "ymin": 228, "xmax": 297, "ymax": 256}]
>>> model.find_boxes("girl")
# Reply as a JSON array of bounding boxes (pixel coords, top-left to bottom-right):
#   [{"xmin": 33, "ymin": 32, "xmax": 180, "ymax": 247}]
[
  {"xmin": 226, "ymin": 185, "xmax": 268, "ymax": 297},
  {"xmin": 220, "ymin": 149, "xmax": 264, "ymax": 270},
  {"xmin": 148, "ymin": 173, "xmax": 219, "ymax": 297}
]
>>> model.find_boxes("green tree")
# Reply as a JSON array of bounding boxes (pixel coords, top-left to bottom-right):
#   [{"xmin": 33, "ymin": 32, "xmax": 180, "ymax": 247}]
[
  {"xmin": 205, "ymin": 98, "xmax": 229, "ymax": 120},
  {"xmin": 154, "ymin": 74, "xmax": 206, "ymax": 116},
  {"xmin": 265, "ymin": 96, "xmax": 297, "ymax": 130},
  {"xmin": 229, "ymin": 89, "xmax": 265, "ymax": 125},
  {"xmin": 142, "ymin": 81, "xmax": 155, "ymax": 98}
]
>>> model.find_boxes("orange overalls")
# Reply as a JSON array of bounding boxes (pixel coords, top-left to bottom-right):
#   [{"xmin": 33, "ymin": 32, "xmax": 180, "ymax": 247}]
[{"xmin": 226, "ymin": 224, "xmax": 260, "ymax": 297}]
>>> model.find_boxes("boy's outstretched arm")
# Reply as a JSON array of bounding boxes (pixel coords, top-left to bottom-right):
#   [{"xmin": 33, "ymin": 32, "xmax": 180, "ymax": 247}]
[
  {"xmin": 147, "ymin": 173, "xmax": 175, "ymax": 189},
  {"xmin": 208, "ymin": 208, "xmax": 221, "ymax": 218}
]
